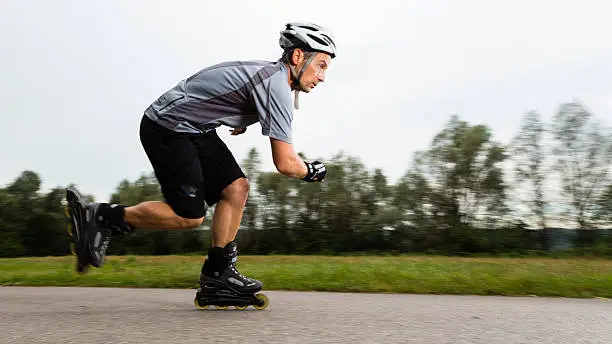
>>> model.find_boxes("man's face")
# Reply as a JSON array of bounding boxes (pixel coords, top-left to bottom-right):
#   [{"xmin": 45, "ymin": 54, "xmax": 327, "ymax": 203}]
[{"xmin": 295, "ymin": 51, "xmax": 331, "ymax": 93}]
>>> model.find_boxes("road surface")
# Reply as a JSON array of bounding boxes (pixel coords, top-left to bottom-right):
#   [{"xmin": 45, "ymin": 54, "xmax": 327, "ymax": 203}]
[{"xmin": 1, "ymin": 287, "xmax": 610, "ymax": 344}]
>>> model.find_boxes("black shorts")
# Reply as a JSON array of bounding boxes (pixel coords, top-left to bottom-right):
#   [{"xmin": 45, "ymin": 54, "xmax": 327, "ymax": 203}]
[{"xmin": 139, "ymin": 115, "xmax": 246, "ymax": 219}]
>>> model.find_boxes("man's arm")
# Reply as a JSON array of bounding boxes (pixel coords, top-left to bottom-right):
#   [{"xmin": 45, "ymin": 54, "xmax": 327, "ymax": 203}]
[
  {"xmin": 270, "ymin": 138, "xmax": 308, "ymax": 179},
  {"xmin": 270, "ymin": 138, "xmax": 328, "ymax": 182}
]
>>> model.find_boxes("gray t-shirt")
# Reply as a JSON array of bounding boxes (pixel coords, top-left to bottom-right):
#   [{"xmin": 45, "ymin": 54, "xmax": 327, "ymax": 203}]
[{"xmin": 144, "ymin": 60, "xmax": 294, "ymax": 143}]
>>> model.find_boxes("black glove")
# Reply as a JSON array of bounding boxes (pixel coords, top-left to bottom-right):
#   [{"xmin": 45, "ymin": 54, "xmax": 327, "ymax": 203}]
[{"xmin": 302, "ymin": 160, "xmax": 326, "ymax": 182}]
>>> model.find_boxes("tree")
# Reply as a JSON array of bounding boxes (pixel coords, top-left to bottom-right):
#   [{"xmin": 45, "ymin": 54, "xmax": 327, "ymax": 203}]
[
  {"xmin": 391, "ymin": 169, "xmax": 435, "ymax": 252},
  {"xmin": 6, "ymin": 171, "xmax": 44, "ymax": 256},
  {"xmin": 255, "ymin": 171, "xmax": 296, "ymax": 253},
  {"xmin": 415, "ymin": 115, "xmax": 508, "ymax": 228},
  {"xmin": 0, "ymin": 188, "xmax": 26, "ymax": 257},
  {"xmin": 595, "ymin": 184, "xmax": 612, "ymax": 225},
  {"xmin": 510, "ymin": 111, "xmax": 550, "ymax": 249},
  {"xmin": 511, "ymin": 111, "xmax": 547, "ymax": 228},
  {"xmin": 109, "ymin": 173, "xmax": 162, "ymax": 205},
  {"xmin": 6, "ymin": 170, "xmax": 41, "ymax": 201},
  {"xmin": 552, "ymin": 101, "xmax": 612, "ymax": 229},
  {"xmin": 0, "ymin": 172, "xmax": 74, "ymax": 257},
  {"xmin": 241, "ymin": 148, "xmax": 262, "ymax": 232}
]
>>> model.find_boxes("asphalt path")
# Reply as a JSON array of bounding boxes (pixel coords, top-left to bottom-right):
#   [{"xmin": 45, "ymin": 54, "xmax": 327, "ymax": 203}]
[{"xmin": 1, "ymin": 287, "xmax": 610, "ymax": 344}]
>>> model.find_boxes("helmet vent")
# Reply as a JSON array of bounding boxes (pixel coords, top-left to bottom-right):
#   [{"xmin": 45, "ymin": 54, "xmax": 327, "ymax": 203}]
[
  {"xmin": 320, "ymin": 34, "xmax": 335, "ymax": 46},
  {"xmin": 307, "ymin": 34, "xmax": 328, "ymax": 46},
  {"xmin": 298, "ymin": 25, "xmax": 318, "ymax": 31}
]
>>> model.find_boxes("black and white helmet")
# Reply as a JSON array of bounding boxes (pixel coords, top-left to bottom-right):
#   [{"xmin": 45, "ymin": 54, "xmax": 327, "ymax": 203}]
[{"xmin": 279, "ymin": 22, "xmax": 337, "ymax": 58}]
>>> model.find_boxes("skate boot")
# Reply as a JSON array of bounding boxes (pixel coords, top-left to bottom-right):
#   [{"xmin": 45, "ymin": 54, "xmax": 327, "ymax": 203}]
[
  {"xmin": 92, "ymin": 203, "xmax": 135, "ymax": 237},
  {"xmin": 194, "ymin": 241, "xmax": 269, "ymax": 310},
  {"xmin": 65, "ymin": 188, "xmax": 122, "ymax": 273}
]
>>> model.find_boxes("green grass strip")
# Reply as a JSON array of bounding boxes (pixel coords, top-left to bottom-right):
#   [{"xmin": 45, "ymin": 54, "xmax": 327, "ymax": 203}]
[{"xmin": 1, "ymin": 255, "xmax": 611, "ymax": 298}]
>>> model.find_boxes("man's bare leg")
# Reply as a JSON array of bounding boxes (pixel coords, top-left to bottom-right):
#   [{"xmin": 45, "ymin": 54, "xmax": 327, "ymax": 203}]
[
  {"xmin": 210, "ymin": 178, "xmax": 249, "ymax": 248},
  {"xmin": 120, "ymin": 178, "xmax": 247, "ymax": 241},
  {"xmin": 199, "ymin": 177, "xmax": 254, "ymax": 283},
  {"xmin": 195, "ymin": 176, "xmax": 263, "ymax": 310},
  {"xmin": 123, "ymin": 201, "xmax": 204, "ymax": 230}
]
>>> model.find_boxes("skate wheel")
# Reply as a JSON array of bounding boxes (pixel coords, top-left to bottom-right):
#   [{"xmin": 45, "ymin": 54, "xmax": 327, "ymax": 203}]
[
  {"xmin": 214, "ymin": 305, "xmax": 228, "ymax": 310},
  {"xmin": 253, "ymin": 293, "xmax": 269, "ymax": 310},
  {"xmin": 235, "ymin": 305, "xmax": 248, "ymax": 310},
  {"xmin": 70, "ymin": 243, "xmax": 76, "ymax": 256},
  {"xmin": 194, "ymin": 298, "xmax": 209, "ymax": 310}
]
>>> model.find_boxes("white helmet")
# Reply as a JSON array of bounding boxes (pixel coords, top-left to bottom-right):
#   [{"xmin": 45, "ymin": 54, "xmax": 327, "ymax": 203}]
[{"xmin": 279, "ymin": 22, "xmax": 337, "ymax": 58}]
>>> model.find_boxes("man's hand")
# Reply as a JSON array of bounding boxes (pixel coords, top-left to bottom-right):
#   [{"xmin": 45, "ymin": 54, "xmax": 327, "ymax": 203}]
[
  {"xmin": 230, "ymin": 127, "xmax": 247, "ymax": 136},
  {"xmin": 302, "ymin": 161, "xmax": 326, "ymax": 182}
]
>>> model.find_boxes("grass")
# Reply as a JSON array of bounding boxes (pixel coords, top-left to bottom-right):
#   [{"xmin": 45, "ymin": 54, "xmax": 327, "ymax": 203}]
[{"xmin": 1, "ymin": 255, "xmax": 612, "ymax": 298}]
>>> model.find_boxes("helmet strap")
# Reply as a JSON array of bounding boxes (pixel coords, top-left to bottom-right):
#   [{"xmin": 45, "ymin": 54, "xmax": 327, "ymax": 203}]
[
  {"xmin": 293, "ymin": 90, "xmax": 301, "ymax": 110},
  {"xmin": 290, "ymin": 52, "xmax": 316, "ymax": 110},
  {"xmin": 295, "ymin": 53, "xmax": 316, "ymax": 86}
]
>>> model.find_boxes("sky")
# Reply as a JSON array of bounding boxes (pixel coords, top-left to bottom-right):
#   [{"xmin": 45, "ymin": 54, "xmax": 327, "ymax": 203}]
[{"xmin": 1, "ymin": 0, "xmax": 611, "ymax": 203}]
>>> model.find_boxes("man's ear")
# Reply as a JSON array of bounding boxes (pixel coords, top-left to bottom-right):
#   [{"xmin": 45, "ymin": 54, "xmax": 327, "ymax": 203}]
[{"xmin": 291, "ymin": 48, "xmax": 304, "ymax": 66}]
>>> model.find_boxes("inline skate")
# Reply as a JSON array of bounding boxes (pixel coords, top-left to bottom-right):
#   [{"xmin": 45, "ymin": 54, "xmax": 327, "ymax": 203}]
[
  {"xmin": 64, "ymin": 187, "xmax": 112, "ymax": 274},
  {"xmin": 194, "ymin": 241, "xmax": 269, "ymax": 310}
]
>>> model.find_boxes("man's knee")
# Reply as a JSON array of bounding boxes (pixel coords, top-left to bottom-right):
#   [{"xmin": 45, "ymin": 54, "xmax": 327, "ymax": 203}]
[{"xmin": 222, "ymin": 177, "xmax": 249, "ymax": 204}]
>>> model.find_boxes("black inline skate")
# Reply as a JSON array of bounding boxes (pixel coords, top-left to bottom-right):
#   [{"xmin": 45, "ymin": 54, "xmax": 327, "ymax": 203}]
[
  {"xmin": 64, "ymin": 187, "xmax": 113, "ymax": 274},
  {"xmin": 194, "ymin": 241, "xmax": 269, "ymax": 310}
]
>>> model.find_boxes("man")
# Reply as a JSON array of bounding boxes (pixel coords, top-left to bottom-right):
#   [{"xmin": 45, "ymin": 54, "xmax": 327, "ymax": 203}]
[{"xmin": 65, "ymin": 23, "xmax": 336, "ymax": 298}]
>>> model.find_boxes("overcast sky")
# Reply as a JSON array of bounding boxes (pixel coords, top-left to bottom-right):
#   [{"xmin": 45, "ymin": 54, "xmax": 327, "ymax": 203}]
[{"xmin": 1, "ymin": 0, "xmax": 611, "ymax": 202}]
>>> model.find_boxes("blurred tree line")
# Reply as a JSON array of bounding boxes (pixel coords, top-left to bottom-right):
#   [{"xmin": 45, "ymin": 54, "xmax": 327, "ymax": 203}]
[{"xmin": 1, "ymin": 100, "xmax": 610, "ymax": 258}]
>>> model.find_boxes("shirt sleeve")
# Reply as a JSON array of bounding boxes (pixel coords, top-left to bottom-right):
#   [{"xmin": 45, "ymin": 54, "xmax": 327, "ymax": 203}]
[{"xmin": 251, "ymin": 72, "xmax": 294, "ymax": 144}]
